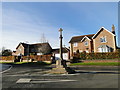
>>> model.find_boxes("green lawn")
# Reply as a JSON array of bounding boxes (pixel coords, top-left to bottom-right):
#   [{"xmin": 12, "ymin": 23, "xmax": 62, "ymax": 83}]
[
  {"xmin": 0, "ymin": 61, "xmax": 51, "ymax": 65},
  {"xmin": 70, "ymin": 62, "xmax": 120, "ymax": 66}
]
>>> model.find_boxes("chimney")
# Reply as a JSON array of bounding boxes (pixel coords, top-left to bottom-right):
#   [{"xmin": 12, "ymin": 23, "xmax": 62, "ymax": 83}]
[{"xmin": 112, "ymin": 24, "xmax": 115, "ymax": 34}]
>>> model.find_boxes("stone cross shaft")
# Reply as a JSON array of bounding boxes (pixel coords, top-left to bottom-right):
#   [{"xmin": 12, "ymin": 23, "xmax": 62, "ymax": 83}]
[{"xmin": 59, "ymin": 28, "xmax": 63, "ymax": 61}]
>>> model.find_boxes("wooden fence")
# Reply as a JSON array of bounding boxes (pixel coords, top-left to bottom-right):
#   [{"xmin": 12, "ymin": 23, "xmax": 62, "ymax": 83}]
[
  {"xmin": 1, "ymin": 56, "xmax": 15, "ymax": 60},
  {"xmin": 1, "ymin": 54, "xmax": 52, "ymax": 62},
  {"xmin": 22, "ymin": 55, "xmax": 52, "ymax": 61}
]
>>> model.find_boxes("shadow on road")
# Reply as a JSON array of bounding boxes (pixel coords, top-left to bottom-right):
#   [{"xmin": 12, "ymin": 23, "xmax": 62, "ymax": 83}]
[{"xmin": 75, "ymin": 71, "xmax": 119, "ymax": 74}]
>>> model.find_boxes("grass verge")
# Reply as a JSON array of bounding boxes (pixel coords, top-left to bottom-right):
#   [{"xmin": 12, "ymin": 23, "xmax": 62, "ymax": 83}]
[
  {"xmin": 70, "ymin": 62, "xmax": 120, "ymax": 66},
  {"xmin": 0, "ymin": 61, "xmax": 51, "ymax": 65}
]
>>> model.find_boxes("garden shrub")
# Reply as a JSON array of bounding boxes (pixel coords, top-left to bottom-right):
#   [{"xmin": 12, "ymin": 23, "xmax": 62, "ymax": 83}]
[{"xmin": 73, "ymin": 52, "xmax": 120, "ymax": 60}]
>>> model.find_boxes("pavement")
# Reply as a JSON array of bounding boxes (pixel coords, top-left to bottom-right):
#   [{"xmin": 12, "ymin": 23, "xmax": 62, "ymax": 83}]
[{"xmin": 1, "ymin": 64, "xmax": 119, "ymax": 89}]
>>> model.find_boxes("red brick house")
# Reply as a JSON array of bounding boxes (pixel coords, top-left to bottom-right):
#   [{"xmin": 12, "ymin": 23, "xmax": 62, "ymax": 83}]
[
  {"xmin": 12, "ymin": 42, "xmax": 52, "ymax": 56},
  {"xmin": 69, "ymin": 25, "xmax": 117, "ymax": 58}
]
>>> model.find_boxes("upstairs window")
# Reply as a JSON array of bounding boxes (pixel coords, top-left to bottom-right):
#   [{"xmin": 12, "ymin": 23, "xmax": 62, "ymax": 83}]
[
  {"xmin": 100, "ymin": 36, "xmax": 107, "ymax": 43},
  {"xmin": 19, "ymin": 48, "xmax": 22, "ymax": 51},
  {"xmin": 73, "ymin": 42, "xmax": 78, "ymax": 47},
  {"xmin": 84, "ymin": 41, "xmax": 88, "ymax": 46}
]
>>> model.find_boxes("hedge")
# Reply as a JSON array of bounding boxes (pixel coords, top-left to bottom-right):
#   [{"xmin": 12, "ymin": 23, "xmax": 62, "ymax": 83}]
[{"xmin": 73, "ymin": 52, "xmax": 120, "ymax": 60}]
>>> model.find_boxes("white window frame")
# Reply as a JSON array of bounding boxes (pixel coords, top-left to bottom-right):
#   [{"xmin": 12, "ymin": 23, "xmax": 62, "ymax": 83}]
[
  {"xmin": 37, "ymin": 53, "xmax": 43, "ymax": 55},
  {"xmin": 100, "ymin": 36, "xmax": 107, "ymax": 43},
  {"xmin": 98, "ymin": 47, "xmax": 108, "ymax": 53},
  {"xmin": 19, "ymin": 48, "xmax": 22, "ymax": 52},
  {"xmin": 84, "ymin": 41, "xmax": 88, "ymax": 46},
  {"xmin": 73, "ymin": 42, "xmax": 78, "ymax": 47},
  {"xmin": 79, "ymin": 50, "xmax": 83, "ymax": 52}
]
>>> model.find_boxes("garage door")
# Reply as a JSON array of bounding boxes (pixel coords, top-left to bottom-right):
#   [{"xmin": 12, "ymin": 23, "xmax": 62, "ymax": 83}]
[{"xmin": 55, "ymin": 53, "xmax": 68, "ymax": 60}]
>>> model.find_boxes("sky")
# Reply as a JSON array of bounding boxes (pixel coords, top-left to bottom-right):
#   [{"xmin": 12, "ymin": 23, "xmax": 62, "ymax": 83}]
[{"xmin": 1, "ymin": 2, "xmax": 119, "ymax": 51}]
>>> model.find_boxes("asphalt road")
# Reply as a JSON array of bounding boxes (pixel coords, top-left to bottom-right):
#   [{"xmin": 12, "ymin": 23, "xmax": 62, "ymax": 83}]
[{"xmin": 1, "ymin": 64, "xmax": 119, "ymax": 89}]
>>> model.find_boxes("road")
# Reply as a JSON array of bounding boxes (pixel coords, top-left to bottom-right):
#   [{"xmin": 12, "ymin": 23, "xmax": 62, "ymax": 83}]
[{"xmin": 1, "ymin": 64, "xmax": 119, "ymax": 89}]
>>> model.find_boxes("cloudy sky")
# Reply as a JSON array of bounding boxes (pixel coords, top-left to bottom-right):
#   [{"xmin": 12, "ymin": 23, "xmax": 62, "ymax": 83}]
[{"xmin": 2, "ymin": 2, "xmax": 118, "ymax": 50}]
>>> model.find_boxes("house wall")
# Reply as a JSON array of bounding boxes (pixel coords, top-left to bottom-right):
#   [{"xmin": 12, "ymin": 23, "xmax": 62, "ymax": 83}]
[
  {"xmin": 93, "ymin": 29, "xmax": 116, "ymax": 52},
  {"xmin": 73, "ymin": 39, "xmax": 92, "ymax": 53},
  {"xmin": 70, "ymin": 38, "xmax": 93, "ymax": 57},
  {"xmin": 70, "ymin": 43, "xmax": 73, "ymax": 58},
  {"xmin": 15, "ymin": 44, "xmax": 25, "ymax": 56}
]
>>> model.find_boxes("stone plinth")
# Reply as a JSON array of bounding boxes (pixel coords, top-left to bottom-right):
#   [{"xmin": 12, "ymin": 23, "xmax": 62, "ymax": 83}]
[
  {"xmin": 50, "ymin": 67, "xmax": 67, "ymax": 74},
  {"xmin": 49, "ymin": 60, "xmax": 67, "ymax": 74}
]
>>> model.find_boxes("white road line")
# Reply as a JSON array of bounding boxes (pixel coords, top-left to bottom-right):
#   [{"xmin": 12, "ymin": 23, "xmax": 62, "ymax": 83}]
[
  {"xmin": 16, "ymin": 78, "xmax": 77, "ymax": 83},
  {"xmin": 16, "ymin": 78, "xmax": 31, "ymax": 83},
  {"xmin": 0, "ymin": 65, "xmax": 12, "ymax": 73}
]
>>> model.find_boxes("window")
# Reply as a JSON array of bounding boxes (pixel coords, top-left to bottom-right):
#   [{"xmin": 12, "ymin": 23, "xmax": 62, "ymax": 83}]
[
  {"xmin": 98, "ymin": 47, "xmax": 107, "ymax": 52},
  {"xmin": 98, "ymin": 46, "xmax": 112, "ymax": 53},
  {"xmin": 73, "ymin": 43, "xmax": 78, "ymax": 47},
  {"xmin": 84, "ymin": 41, "xmax": 88, "ymax": 46},
  {"xmin": 100, "ymin": 36, "xmax": 107, "ymax": 43},
  {"xmin": 19, "ymin": 48, "xmax": 22, "ymax": 51},
  {"xmin": 37, "ymin": 53, "xmax": 43, "ymax": 55},
  {"xmin": 79, "ymin": 50, "xmax": 83, "ymax": 52}
]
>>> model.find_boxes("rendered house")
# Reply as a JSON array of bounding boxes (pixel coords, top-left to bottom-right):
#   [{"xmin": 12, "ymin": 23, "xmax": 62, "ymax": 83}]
[
  {"xmin": 52, "ymin": 47, "xmax": 70, "ymax": 60},
  {"xmin": 69, "ymin": 25, "xmax": 117, "ymax": 57},
  {"xmin": 12, "ymin": 42, "xmax": 52, "ymax": 56}
]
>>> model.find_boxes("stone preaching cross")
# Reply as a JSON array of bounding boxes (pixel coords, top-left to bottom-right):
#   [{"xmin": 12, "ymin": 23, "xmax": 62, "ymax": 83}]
[
  {"xmin": 50, "ymin": 28, "xmax": 75, "ymax": 74},
  {"xmin": 56, "ymin": 28, "xmax": 64, "ymax": 68}
]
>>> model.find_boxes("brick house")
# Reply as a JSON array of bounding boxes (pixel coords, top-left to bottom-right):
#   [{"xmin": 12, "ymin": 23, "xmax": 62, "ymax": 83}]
[
  {"xmin": 69, "ymin": 25, "xmax": 117, "ymax": 57},
  {"xmin": 12, "ymin": 42, "xmax": 52, "ymax": 56}
]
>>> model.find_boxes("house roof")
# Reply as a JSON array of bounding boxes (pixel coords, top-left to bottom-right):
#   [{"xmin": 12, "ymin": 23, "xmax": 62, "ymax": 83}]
[
  {"xmin": 92, "ymin": 27, "xmax": 115, "ymax": 39},
  {"xmin": 30, "ymin": 43, "xmax": 51, "ymax": 48},
  {"xmin": 16, "ymin": 42, "xmax": 29, "ymax": 49},
  {"xmin": 52, "ymin": 47, "xmax": 70, "ymax": 54},
  {"xmin": 29, "ymin": 43, "xmax": 52, "ymax": 54},
  {"xmin": 69, "ymin": 34, "xmax": 95, "ymax": 43},
  {"xmin": 16, "ymin": 42, "xmax": 52, "ymax": 54}
]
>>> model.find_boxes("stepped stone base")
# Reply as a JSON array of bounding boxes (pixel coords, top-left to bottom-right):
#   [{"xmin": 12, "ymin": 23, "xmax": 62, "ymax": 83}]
[{"xmin": 49, "ymin": 67, "xmax": 68, "ymax": 74}]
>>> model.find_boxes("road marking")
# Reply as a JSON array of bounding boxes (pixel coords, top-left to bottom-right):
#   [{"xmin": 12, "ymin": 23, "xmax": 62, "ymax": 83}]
[
  {"xmin": 0, "ymin": 65, "xmax": 12, "ymax": 74},
  {"xmin": 16, "ymin": 78, "xmax": 31, "ymax": 83},
  {"xmin": 16, "ymin": 78, "xmax": 77, "ymax": 83}
]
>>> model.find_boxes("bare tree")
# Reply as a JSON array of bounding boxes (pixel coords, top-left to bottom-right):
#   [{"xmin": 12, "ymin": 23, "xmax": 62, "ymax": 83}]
[{"xmin": 40, "ymin": 33, "xmax": 48, "ymax": 43}]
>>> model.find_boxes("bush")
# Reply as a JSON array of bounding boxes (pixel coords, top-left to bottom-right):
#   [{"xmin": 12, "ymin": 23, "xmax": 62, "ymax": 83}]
[
  {"xmin": 73, "ymin": 52, "xmax": 120, "ymax": 60},
  {"xmin": 70, "ymin": 57, "xmax": 79, "ymax": 63}
]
